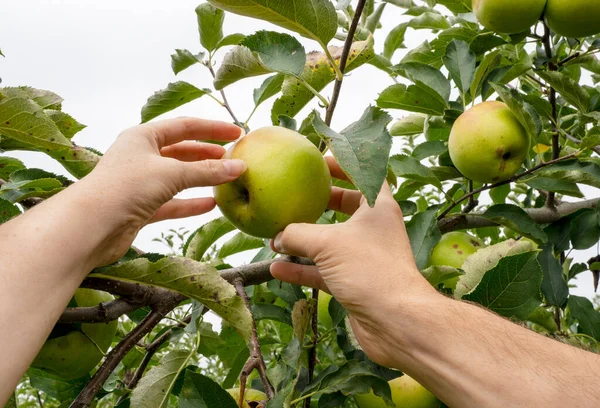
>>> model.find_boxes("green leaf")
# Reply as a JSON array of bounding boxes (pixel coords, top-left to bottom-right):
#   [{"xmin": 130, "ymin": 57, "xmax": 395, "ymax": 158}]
[
  {"xmin": 537, "ymin": 70, "xmax": 590, "ymax": 113},
  {"xmin": 300, "ymin": 361, "xmax": 393, "ymax": 405},
  {"xmin": 389, "ymin": 115, "xmax": 425, "ymax": 136},
  {"xmin": 271, "ymin": 38, "xmax": 374, "ymax": 123},
  {"xmin": 481, "ymin": 204, "xmax": 547, "ymax": 244},
  {"xmin": 412, "ymin": 140, "xmax": 447, "ymax": 161},
  {"xmin": 90, "ymin": 257, "xmax": 252, "ymax": 340},
  {"xmin": 252, "ymin": 303, "xmax": 293, "ymax": 326},
  {"xmin": 532, "ymin": 159, "xmax": 600, "ymax": 190},
  {"xmin": 242, "ymin": 31, "xmax": 306, "ymax": 76},
  {"xmin": 464, "ymin": 252, "xmax": 542, "ymax": 320},
  {"xmin": 11, "ymin": 86, "xmax": 63, "ymax": 109},
  {"xmin": 47, "ymin": 145, "xmax": 101, "ymax": 179},
  {"xmin": 396, "ymin": 62, "xmax": 451, "ymax": 103},
  {"xmin": 216, "ymin": 33, "xmax": 246, "ymax": 51},
  {"xmin": 131, "ymin": 349, "xmax": 194, "ymax": 408},
  {"xmin": 470, "ymin": 49, "xmax": 501, "ymax": 100},
  {"xmin": 185, "ymin": 217, "xmax": 236, "ymax": 260},
  {"xmin": 267, "ymin": 280, "xmax": 306, "ymax": 304},
  {"xmin": 218, "ymin": 232, "xmax": 265, "ymax": 259},
  {"xmin": 214, "ymin": 46, "xmax": 271, "ymax": 90},
  {"xmin": 28, "ymin": 368, "xmax": 89, "ymax": 403},
  {"xmin": 0, "ymin": 156, "xmax": 25, "ymax": 180},
  {"xmin": 44, "ymin": 110, "xmax": 86, "ymax": 139},
  {"xmin": 490, "ymin": 83, "xmax": 541, "ymax": 139},
  {"xmin": 442, "ymin": 40, "xmax": 475, "ymax": 97},
  {"xmin": 207, "ymin": 0, "xmax": 337, "ymax": 48},
  {"xmin": 389, "ymin": 154, "xmax": 441, "ymax": 187},
  {"xmin": 0, "ymin": 90, "xmax": 72, "ymax": 150},
  {"xmin": 311, "ymin": 107, "xmax": 392, "ymax": 207},
  {"xmin": 179, "ymin": 371, "xmax": 238, "ymax": 408},
  {"xmin": 196, "ymin": 4, "xmax": 225, "ymax": 52},
  {"xmin": 405, "ymin": 206, "xmax": 441, "ymax": 270},
  {"xmin": 253, "ymin": 74, "xmax": 285, "ymax": 106},
  {"xmin": 141, "ymin": 82, "xmax": 211, "ymax": 123},
  {"xmin": 377, "ymin": 83, "xmax": 446, "ymax": 115},
  {"xmin": 408, "ymin": 12, "xmax": 451, "ymax": 31},
  {"xmin": 171, "ymin": 49, "xmax": 205, "ymax": 75},
  {"xmin": 0, "ymin": 197, "xmax": 20, "ymax": 223},
  {"xmin": 383, "ymin": 23, "xmax": 408, "ymax": 60},
  {"xmin": 0, "ymin": 168, "xmax": 68, "ymax": 203},
  {"xmin": 538, "ymin": 244, "xmax": 568, "ymax": 308},
  {"xmin": 568, "ymin": 295, "xmax": 600, "ymax": 341},
  {"xmin": 421, "ymin": 265, "xmax": 464, "ymax": 287},
  {"xmin": 569, "ymin": 208, "xmax": 600, "ymax": 250},
  {"xmin": 524, "ymin": 177, "xmax": 583, "ymax": 198},
  {"xmin": 455, "ymin": 239, "xmax": 537, "ymax": 299}
]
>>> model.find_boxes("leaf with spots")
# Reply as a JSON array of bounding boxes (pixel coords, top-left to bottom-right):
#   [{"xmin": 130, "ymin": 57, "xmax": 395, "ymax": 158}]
[
  {"xmin": 0, "ymin": 156, "xmax": 25, "ymax": 180},
  {"xmin": 44, "ymin": 110, "xmax": 86, "ymax": 139},
  {"xmin": 463, "ymin": 252, "xmax": 543, "ymax": 320},
  {"xmin": 311, "ymin": 106, "xmax": 392, "ymax": 207},
  {"xmin": 0, "ymin": 197, "xmax": 20, "ymax": 223},
  {"xmin": 89, "ymin": 257, "xmax": 252, "ymax": 341},
  {"xmin": 0, "ymin": 89, "xmax": 72, "ymax": 150},
  {"xmin": 271, "ymin": 38, "xmax": 374, "ymax": 123}
]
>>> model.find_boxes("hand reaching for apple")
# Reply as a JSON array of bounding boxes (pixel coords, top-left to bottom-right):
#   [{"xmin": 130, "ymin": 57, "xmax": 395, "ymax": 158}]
[
  {"xmin": 80, "ymin": 117, "xmax": 246, "ymax": 266},
  {"xmin": 270, "ymin": 158, "xmax": 438, "ymax": 368}
]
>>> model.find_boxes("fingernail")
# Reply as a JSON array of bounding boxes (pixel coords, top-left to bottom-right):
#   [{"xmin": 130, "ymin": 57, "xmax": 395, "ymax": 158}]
[
  {"xmin": 238, "ymin": 127, "xmax": 246, "ymax": 138},
  {"xmin": 273, "ymin": 232, "xmax": 284, "ymax": 253},
  {"xmin": 223, "ymin": 159, "xmax": 247, "ymax": 177}
]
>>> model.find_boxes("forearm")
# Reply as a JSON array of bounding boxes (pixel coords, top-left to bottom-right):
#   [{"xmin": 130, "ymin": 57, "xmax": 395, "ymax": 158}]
[
  {"xmin": 388, "ymin": 294, "xmax": 600, "ymax": 408},
  {"xmin": 0, "ymin": 180, "xmax": 123, "ymax": 403}
]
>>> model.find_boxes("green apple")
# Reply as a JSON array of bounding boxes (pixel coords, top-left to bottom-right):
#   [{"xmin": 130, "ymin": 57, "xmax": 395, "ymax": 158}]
[
  {"xmin": 449, "ymin": 101, "xmax": 529, "ymax": 183},
  {"xmin": 318, "ymin": 290, "xmax": 334, "ymax": 329},
  {"xmin": 31, "ymin": 289, "xmax": 118, "ymax": 380},
  {"xmin": 355, "ymin": 375, "xmax": 441, "ymax": 408},
  {"xmin": 545, "ymin": 0, "xmax": 600, "ymax": 38},
  {"xmin": 428, "ymin": 232, "xmax": 485, "ymax": 289},
  {"xmin": 473, "ymin": 0, "xmax": 547, "ymax": 34},
  {"xmin": 214, "ymin": 126, "xmax": 332, "ymax": 239},
  {"xmin": 226, "ymin": 388, "xmax": 267, "ymax": 408}
]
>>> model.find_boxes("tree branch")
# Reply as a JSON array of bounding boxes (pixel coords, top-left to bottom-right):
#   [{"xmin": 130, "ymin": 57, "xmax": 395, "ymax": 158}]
[
  {"xmin": 69, "ymin": 292, "xmax": 186, "ymax": 408},
  {"xmin": 438, "ymin": 197, "xmax": 600, "ymax": 233},
  {"xmin": 58, "ymin": 299, "xmax": 140, "ymax": 324},
  {"xmin": 233, "ymin": 279, "xmax": 275, "ymax": 401},
  {"xmin": 438, "ymin": 153, "xmax": 579, "ymax": 220},
  {"xmin": 324, "ymin": 0, "xmax": 368, "ymax": 128}
]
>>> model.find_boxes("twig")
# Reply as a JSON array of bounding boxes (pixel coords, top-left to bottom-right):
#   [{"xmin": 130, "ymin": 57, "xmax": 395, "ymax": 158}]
[
  {"xmin": 542, "ymin": 22, "xmax": 560, "ymax": 208},
  {"xmin": 437, "ymin": 152, "xmax": 579, "ymax": 220},
  {"xmin": 561, "ymin": 130, "xmax": 600, "ymax": 155},
  {"xmin": 233, "ymin": 279, "xmax": 275, "ymax": 401},
  {"xmin": 462, "ymin": 180, "xmax": 478, "ymax": 214},
  {"xmin": 324, "ymin": 0, "xmax": 368, "ymax": 128},
  {"xmin": 58, "ymin": 299, "xmax": 140, "ymax": 324},
  {"xmin": 70, "ymin": 292, "xmax": 186, "ymax": 407},
  {"xmin": 205, "ymin": 55, "xmax": 247, "ymax": 131},
  {"xmin": 305, "ymin": 288, "xmax": 319, "ymax": 408}
]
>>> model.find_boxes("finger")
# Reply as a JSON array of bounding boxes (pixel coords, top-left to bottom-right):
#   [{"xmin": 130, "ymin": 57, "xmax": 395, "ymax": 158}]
[
  {"xmin": 144, "ymin": 117, "xmax": 243, "ymax": 147},
  {"xmin": 354, "ymin": 182, "xmax": 401, "ymax": 219},
  {"xmin": 149, "ymin": 198, "xmax": 216, "ymax": 223},
  {"xmin": 325, "ymin": 156, "xmax": 351, "ymax": 182},
  {"xmin": 270, "ymin": 262, "xmax": 330, "ymax": 293},
  {"xmin": 328, "ymin": 186, "xmax": 363, "ymax": 215},
  {"xmin": 178, "ymin": 159, "xmax": 247, "ymax": 189},
  {"xmin": 160, "ymin": 142, "xmax": 226, "ymax": 162},
  {"xmin": 270, "ymin": 223, "xmax": 327, "ymax": 259}
]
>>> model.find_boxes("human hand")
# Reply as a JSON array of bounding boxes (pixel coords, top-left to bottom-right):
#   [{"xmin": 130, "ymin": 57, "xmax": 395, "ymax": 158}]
[
  {"xmin": 79, "ymin": 117, "xmax": 246, "ymax": 266},
  {"xmin": 270, "ymin": 158, "xmax": 439, "ymax": 367}
]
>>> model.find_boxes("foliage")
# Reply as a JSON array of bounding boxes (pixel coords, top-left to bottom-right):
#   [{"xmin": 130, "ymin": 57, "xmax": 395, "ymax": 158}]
[{"xmin": 4, "ymin": 0, "xmax": 600, "ymax": 407}]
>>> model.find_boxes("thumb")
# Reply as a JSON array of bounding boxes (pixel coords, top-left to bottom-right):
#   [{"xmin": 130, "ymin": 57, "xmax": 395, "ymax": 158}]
[{"xmin": 271, "ymin": 223, "xmax": 328, "ymax": 260}]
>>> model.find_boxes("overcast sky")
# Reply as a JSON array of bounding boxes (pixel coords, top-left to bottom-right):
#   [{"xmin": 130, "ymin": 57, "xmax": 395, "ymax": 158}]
[{"xmin": 1, "ymin": 0, "xmax": 597, "ymax": 299}]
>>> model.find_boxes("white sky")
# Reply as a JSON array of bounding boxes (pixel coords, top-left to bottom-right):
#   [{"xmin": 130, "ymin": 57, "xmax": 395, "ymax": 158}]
[{"xmin": 0, "ymin": 0, "xmax": 597, "ymax": 299}]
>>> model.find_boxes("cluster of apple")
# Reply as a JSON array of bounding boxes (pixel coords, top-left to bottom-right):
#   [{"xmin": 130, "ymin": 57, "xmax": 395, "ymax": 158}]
[{"xmin": 473, "ymin": 0, "xmax": 600, "ymax": 38}]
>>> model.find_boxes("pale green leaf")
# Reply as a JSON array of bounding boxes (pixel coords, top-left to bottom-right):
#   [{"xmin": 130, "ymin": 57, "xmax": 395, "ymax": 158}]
[{"xmin": 141, "ymin": 82, "xmax": 211, "ymax": 123}]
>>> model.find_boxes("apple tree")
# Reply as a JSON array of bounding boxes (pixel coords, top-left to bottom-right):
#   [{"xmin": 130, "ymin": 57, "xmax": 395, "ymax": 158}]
[{"xmin": 3, "ymin": 0, "xmax": 600, "ymax": 407}]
